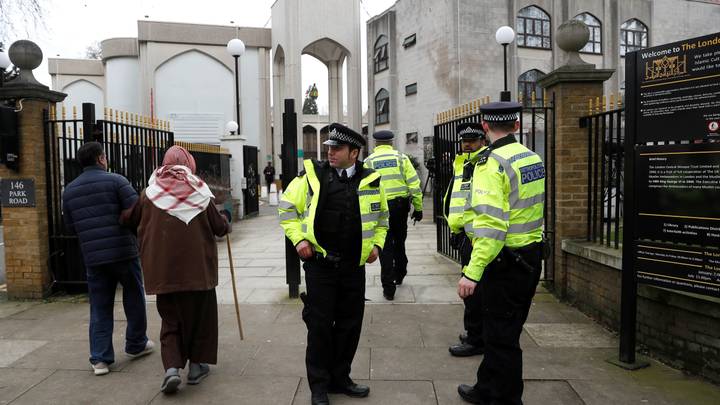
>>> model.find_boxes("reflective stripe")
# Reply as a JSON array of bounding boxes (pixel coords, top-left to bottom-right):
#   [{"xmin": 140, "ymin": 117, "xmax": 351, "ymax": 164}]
[
  {"xmin": 406, "ymin": 175, "xmax": 419, "ymax": 183},
  {"xmin": 515, "ymin": 193, "xmax": 544, "ymax": 209},
  {"xmin": 378, "ymin": 219, "xmax": 389, "ymax": 227},
  {"xmin": 448, "ymin": 206, "xmax": 465, "ymax": 214},
  {"xmin": 368, "ymin": 153, "xmax": 396, "ymax": 161},
  {"xmin": 409, "ymin": 187, "xmax": 421, "ymax": 194},
  {"xmin": 380, "ymin": 173, "xmax": 404, "ymax": 181},
  {"xmin": 362, "ymin": 212, "xmax": 380, "ymax": 222},
  {"xmin": 464, "ymin": 223, "xmax": 475, "ymax": 236},
  {"xmin": 379, "ymin": 211, "xmax": 389, "ymax": 219},
  {"xmin": 470, "ymin": 227, "xmax": 506, "ymax": 241},
  {"xmin": 508, "ymin": 151, "xmax": 536, "ymax": 164},
  {"xmin": 451, "ymin": 191, "xmax": 470, "ymax": 199},
  {"xmin": 362, "ymin": 230, "xmax": 375, "ymax": 239},
  {"xmin": 472, "ymin": 204, "xmax": 509, "ymax": 221},
  {"xmin": 278, "ymin": 211, "xmax": 298, "ymax": 221},
  {"xmin": 455, "ymin": 175, "xmax": 463, "ymax": 180},
  {"xmin": 357, "ymin": 189, "xmax": 380, "ymax": 196},
  {"xmin": 491, "ymin": 152, "xmax": 521, "ymax": 208},
  {"xmin": 385, "ymin": 186, "xmax": 408, "ymax": 194},
  {"xmin": 301, "ymin": 223, "xmax": 308, "ymax": 233},
  {"xmin": 278, "ymin": 201, "xmax": 295, "ymax": 210},
  {"xmin": 508, "ymin": 217, "xmax": 544, "ymax": 234}
]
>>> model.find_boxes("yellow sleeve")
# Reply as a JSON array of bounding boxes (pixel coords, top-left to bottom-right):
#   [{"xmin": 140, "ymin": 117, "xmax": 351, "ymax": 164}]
[
  {"xmin": 373, "ymin": 181, "xmax": 390, "ymax": 249},
  {"xmin": 403, "ymin": 155, "xmax": 423, "ymax": 211},
  {"xmin": 462, "ymin": 161, "xmax": 509, "ymax": 282},
  {"xmin": 278, "ymin": 175, "xmax": 308, "ymax": 246}
]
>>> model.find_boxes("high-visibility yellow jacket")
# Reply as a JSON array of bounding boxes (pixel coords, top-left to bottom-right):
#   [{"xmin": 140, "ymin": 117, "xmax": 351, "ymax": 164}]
[
  {"xmin": 463, "ymin": 135, "xmax": 545, "ymax": 282},
  {"xmin": 443, "ymin": 147, "xmax": 487, "ymax": 234},
  {"xmin": 364, "ymin": 145, "xmax": 423, "ymax": 211},
  {"xmin": 278, "ymin": 159, "xmax": 389, "ymax": 266}
]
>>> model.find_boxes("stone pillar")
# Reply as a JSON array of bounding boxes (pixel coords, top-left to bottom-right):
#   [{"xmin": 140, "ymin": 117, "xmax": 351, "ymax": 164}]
[
  {"xmin": 537, "ymin": 20, "xmax": 614, "ymax": 297},
  {"xmin": 0, "ymin": 40, "xmax": 66, "ymax": 299},
  {"xmin": 220, "ymin": 134, "xmax": 246, "ymax": 220},
  {"xmin": 328, "ymin": 60, "xmax": 341, "ymax": 123}
]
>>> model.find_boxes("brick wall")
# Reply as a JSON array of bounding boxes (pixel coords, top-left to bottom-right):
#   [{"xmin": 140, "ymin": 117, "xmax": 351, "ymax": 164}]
[
  {"xmin": 1, "ymin": 99, "xmax": 52, "ymax": 299},
  {"xmin": 563, "ymin": 241, "xmax": 720, "ymax": 383}
]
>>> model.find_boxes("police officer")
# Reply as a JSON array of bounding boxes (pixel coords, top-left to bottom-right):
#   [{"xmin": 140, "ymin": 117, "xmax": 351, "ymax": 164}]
[
  {"xmin": 456, "ymin": 102, "xmax": 545, "ymax": 405},
  {"xmin": 363, "ymin": 130, "xmax": 423, "ymax": 300},
  {"xmin": 443, "ymin": 122, "xmax": 487, "ymax": 357},
  {"xmin": 279, "ymin": 123, "xmax": 389, "ymax": 405}
]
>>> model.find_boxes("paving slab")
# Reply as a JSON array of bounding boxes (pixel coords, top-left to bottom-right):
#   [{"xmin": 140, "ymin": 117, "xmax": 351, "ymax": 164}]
[
  {"xmin": 524, "ymin": 323, "xmax": 618, "ymax": 348},
  {"xmin": 0, "ymin": 301, "xmax": 40, "ymax": 319},
  {"xmin": 364, "ymin": 286, "xmax": 416, "ymax": 303},
  {"xmin": 434, "ymin": 379, "xmax": 584, "ymax": 405},
  {"xmin": 413, "ymin": 285, "xmax": 463, "ymax": 303},
  {"xmin": 370, "ymin": 347, "xmax": 478, "ymax": 381},
  {"xmin": 0, "ymin": 339, "xmax": 47, "ymax": 367},
  {"xmin": 293, "ymin": 379, "xmax": 438, "ymax": 405},
  {"xmin": 150, "ymin": 374, "xmax": 300, "ymax": 405},
  {"xmin": 0, "ymin": 368, "xmax": 55, "ymax": 405},
  {"xmin": 358, "ymin": 319, "xmax": 424, "ymax": 348},
  {"xmin": 243, "ymin": 345, "xmax": 370, "ymax": 381}
]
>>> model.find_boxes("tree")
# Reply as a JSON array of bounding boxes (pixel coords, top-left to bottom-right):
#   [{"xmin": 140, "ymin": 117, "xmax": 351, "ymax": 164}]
[
  {"xmin": 0, "ymin": 0, "xmax": 46, "ymax": 46},
  {"xmin": 85, "ymin": 42, "xmax": 102, "ymax": 59},
  {"xmin": 302, "ymin": 83, "xmax": 319, "ymax": 115}
]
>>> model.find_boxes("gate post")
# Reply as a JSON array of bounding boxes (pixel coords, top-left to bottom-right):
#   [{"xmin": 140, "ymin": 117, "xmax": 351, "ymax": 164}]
[
  {"xmin": 281, "ymin": 99, "xmax": 300, "ymax": 298},
  {"xmin": 0, "ymin": 40, "xmax": 66, "ymax": 299},
  {"xmin": 537, "ymin": 25, "xmax": 614, "ymax": 297}
]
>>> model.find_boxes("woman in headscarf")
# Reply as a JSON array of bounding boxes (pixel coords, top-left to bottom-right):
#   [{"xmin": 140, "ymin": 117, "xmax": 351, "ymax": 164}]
[{"xmin": 122, "ymin": 145, "xmax": 230, "ymax": 394}]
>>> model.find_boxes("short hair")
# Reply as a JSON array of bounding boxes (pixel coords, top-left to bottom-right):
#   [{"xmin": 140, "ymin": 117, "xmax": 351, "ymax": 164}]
[
  {"xmin": 77, "ymin": 142, "xmax": 105, "ymax": 168},
  {"xmin": 375, "ymin": 139, "xmax": 393, "ymax": 145},
  {"xmin": 486, "ymin": 121, "xmax": 517, "ymax": 134}
]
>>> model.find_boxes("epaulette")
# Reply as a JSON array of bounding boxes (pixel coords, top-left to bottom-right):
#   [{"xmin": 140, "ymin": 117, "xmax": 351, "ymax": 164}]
[
  {"xmin": 298, "ymin": 169, "xmax": 306, "ymax": 176},
  {"xmin": 475, "ymin": 148, "xmax": 493, "ymax": 166},
  {"xmin": 370, "ymin": 177, "xmax": 381, "ymax": 187}
]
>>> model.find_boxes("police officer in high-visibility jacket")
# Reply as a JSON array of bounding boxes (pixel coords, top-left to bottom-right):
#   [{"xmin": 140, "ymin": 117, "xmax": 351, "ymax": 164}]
[
  {"xmin": 363, "ymin": 130, "xmax": 423, "ymax": 300},
  {"xmin": 456, "ymin": 102, "xmax": 545, "ymax": 405},
  {"xmin": 443, "ymin": 122, "xmax": 487, "ymax": 357},
  {"xmin": 279, "ymin": 123, "xmax": 388, "ymax": 405}
]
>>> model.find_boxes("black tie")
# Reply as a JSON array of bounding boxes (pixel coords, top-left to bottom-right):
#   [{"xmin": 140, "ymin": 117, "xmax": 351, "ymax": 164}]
[{"xmin": 340, "ymin": 169, "xmax": 349, "ymax": 183}]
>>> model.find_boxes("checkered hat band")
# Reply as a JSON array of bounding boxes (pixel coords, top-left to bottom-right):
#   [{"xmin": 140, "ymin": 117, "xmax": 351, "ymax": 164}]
[
  {"xmin": 483, "ymin": 113, "xmax": 519, "ymax": 122},
  {"xmin": 458, "ymin": 127, "xmax": 482, "ymax": 136},
  {"xmin": 329, "ymin": 128, "xmax": 363, "ymax": 148}
]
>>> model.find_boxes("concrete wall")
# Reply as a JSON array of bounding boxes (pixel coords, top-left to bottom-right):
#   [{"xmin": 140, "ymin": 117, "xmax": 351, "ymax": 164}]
[
  {"xmin": 105, "ymin": 57, "xmax": 140, "ymax": 114},
  {"xmin": 562, "ymin": 240, "xmax": 720, "ymax": 384},
  {"xmin": 61, "ymin": 80, "xmax": 104, "ymax": 120}
]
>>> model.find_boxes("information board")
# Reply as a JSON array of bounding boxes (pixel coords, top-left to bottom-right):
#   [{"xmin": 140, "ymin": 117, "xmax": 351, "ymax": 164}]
[
  {"xmin": 636, "ymin": 242, "xmax": 720, "ymax": 298},
  {"xmin": 637, "ymin": 32, "xmax": 720, "ymax": 143}
]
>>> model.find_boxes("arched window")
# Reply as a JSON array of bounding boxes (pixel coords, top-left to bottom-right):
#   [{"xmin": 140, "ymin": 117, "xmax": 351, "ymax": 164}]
[
  {"xmin": 375, "ymin": 89, "xmax": 389, "ymax": 125},
  {"xmin": 374, "ymin": 35, "xmax": 389, "ymax": 73},
  {"xmin": 517, "ymin": 6, "xmax": 551, "ymax": 49},
  {"xmin": 574, "ymin": 12, "xmax": 602, "ymax": 54},
  {"xmin": 620, "ymin": 18, "xmax": 648, "ymax": 56},
  {"xmin": 518, "ymin": 69, "xmax": 546, "ymax": 107}
]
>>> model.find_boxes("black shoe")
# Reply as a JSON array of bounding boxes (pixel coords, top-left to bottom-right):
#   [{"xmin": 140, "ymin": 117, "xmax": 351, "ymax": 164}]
[
  {"xmin": 394, "ymin": 276, "xmax": 405, "ymax": 285},
  {"xmin": 329, "ymin": 383, "xmax": 370, "ymax": 398},
  {"xmin": 459, "ymin": 332, "xmax": 468, "ymax": 344},
  {"xmin": 457, "ymin": 384, "xmax": 486, "ymax": 404},
  {"xmin": 383, "ymin": 288, "xmax": 395, "ymax": 301},
  {"xmin": 449, "ymin": 343, "xmax": 484, "ymax": 357},
  {"xmin": 311, "ymin": 392, "xmax": 330, "ymax": 405}
]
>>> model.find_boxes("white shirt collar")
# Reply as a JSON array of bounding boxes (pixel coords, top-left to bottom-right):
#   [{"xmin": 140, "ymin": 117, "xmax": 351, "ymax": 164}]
[{"xmin": 335, "ymin": 164, "xmax": 356, "ymax": 178}]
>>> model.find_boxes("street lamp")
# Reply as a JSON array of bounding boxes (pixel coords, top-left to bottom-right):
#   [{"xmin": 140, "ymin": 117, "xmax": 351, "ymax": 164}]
[
  {"xmin": 225, "ymin": 120, "xmax": 239, "ymax": 135},
  {"xmin": 0, "ymin": 47, "xmax": 11, "ymax": 88},
  {"xmin": 495, "ymin": 26, "xmax": 516, "ymax": 102},
  {"xmin": 226, "ymin": 38, "xmax": 245, "ymax": 134}
]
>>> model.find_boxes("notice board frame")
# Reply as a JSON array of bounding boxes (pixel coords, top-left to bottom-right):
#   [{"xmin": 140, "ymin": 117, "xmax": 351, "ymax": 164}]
[{"xmin": 621, "ymin": 31, "xmax": 720, "ymax": 368}]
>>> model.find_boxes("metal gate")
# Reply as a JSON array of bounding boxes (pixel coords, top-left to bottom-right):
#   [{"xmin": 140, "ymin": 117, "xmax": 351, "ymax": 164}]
[
  {"xmin": 243, "ymin": 145, "xmax": 259, "ymax": 216},
  {"xmin": 432, "ymin": 95, "xmax": 556, "ymax": 282},
  {"xmin": 44, "ymin": 103, "xmax": 174, "ymax": 290}
]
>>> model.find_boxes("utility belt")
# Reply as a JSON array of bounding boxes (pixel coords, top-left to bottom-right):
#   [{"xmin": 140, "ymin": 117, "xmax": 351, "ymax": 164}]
[
  {"xmin": 387, "ymin": 196, "xmax": 409, "ymax": 208},
  {"xmin": 311, "ymin": 251, "xmax": 345, "ymax": 269},
  {"xmin": 497, "ymin": 241, "xmax": 543, "ymax": 273}
]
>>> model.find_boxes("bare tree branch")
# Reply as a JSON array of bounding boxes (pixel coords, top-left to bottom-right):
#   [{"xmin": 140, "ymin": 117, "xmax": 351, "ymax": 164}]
[{"xmin": 0, "ymin": 0, "xmax": 46, "ymax": 46}]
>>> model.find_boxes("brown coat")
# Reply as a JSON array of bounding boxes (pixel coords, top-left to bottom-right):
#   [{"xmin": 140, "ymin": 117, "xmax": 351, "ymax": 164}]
[{"xmin": 122, "ymin": 192, "xmax": 230, "ymax": 295}]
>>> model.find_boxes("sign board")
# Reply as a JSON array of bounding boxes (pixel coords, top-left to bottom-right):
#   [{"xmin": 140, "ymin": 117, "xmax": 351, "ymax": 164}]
[
  {"xmin": 0, "ymin": 179, "xmax": 36, "ymax": 207},
  {"xmin": 628, "ymin": 31, "xmax": 720, "ymax": 299},
  {"xmin": 637, "ymin": 32, "xmax": 720, "ymax": 143}
]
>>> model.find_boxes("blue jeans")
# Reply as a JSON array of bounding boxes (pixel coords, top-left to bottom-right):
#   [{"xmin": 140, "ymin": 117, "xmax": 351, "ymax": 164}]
[{"xmin": 87, "ymin": 257, "xmax": 148, "ymax": 365}]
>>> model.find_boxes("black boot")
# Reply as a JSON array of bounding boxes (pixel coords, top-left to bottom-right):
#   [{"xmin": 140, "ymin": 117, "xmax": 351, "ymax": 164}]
[
  {"xmin": 457, "ymin": 384, "xmax": 487, "ymax": 404},
  {"xmin": 311, "ymin": 392, "xmax": 330, "ymax": 405},
  {"xmin": 449, "ymin": 342, "xmax": 484, "ymax": 357},
  {"xmin": 329, "ymin": 382, "xmax": 370, "ymax": 398}
]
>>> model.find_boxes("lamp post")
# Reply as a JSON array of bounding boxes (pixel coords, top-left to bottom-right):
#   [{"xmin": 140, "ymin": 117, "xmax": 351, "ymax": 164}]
[
  {"xmin": 495, "ymin": 26, "xmax": 516, "ymax": 102},
  {"xmin": 0, "ymin": 46, "xmax": 11, "ymax": 88},
  {"xmin": 226, "ymin": 38, "xmax": 245, "ymax": 134},
  {"xmin": 225, "ymin": 120, "xmax": 239, "ymax": 136}
]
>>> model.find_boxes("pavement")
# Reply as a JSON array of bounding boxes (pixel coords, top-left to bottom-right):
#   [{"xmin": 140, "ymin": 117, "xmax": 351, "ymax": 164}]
[{"xmin": 0, "ymin": 200, "xmax": 719, "ymax": 404}]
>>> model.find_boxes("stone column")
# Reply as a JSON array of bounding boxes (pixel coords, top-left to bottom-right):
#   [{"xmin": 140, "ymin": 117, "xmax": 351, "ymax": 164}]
[
  {"xmin": 220, "ymin": 134, "xmax": 246, "ymax": 220},
  {"xmin": 537, "ymin": 20, "xmax": 614, "ymax": 297},
  {"xmin": 0, "ymin": 40, "xmax": 66, "ymax": 299}
]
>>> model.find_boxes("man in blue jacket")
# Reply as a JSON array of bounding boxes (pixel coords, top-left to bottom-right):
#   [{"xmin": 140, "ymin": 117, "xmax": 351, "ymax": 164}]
[{"xmin": 63, "ymin": 142, "xmax": 154, "ymax": 376}]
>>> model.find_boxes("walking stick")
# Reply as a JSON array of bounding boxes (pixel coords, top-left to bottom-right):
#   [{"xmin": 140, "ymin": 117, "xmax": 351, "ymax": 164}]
[{"xmin": 226, "ymin": 235, "xmax": 245, "ymax": 340}]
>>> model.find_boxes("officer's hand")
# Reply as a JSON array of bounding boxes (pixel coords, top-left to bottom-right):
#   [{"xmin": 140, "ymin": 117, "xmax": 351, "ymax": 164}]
[
  {"xmin": 296, "ymin": 240, "xmax": 315, "ymax": 260},
  {"xmin": 450, "ymin": 232, "xmax": 462, "ymax": 249},
  {"xmin": 457, "ymin": 277, "xmax": 477, "ymax": 299},
  {"xmin": 411, "ymin": 210, "xmax": 423, "ymax": 222},
  {"xmin": 366, "ymin": 246, "xmax": 380, "ymax": 263}
]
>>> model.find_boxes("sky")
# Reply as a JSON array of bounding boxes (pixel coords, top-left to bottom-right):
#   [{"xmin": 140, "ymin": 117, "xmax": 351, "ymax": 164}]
[{"xmin": 4, "ymin": 0, "xmax": 397, "ymax": 113}]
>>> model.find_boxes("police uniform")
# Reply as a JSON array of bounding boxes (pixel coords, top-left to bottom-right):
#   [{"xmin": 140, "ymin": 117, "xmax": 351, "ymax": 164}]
[
  {"xmin": 457, "ymin": 103, "xmax": 544, "ymax": 405},
  {"xmin": 363, "ymin": 130, "xmax": 423, "ymax": 299},
  {"xmin": 443, "ymin": 122, "xmax": 487, "ymax": 357},
  {"xmin": 279, "ymin": 123, "xmax": 388, "ymax": 405}
]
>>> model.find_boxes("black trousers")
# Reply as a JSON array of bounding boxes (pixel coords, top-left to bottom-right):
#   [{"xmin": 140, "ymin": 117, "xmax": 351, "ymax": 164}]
[
  {"xmin": 379, "ymin": 197, "xmax": 410, "ymax": 293},
  {"xmin": 459, "ymin": 234, "xmax": 484, "ymax": 347},
  {"xmin": 301, "ymin": 260, "xmax": 366, "ymax": 394},
  {"xmin": 473, "ymin": 243, "xmax": 542, "ymax": 405}
]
